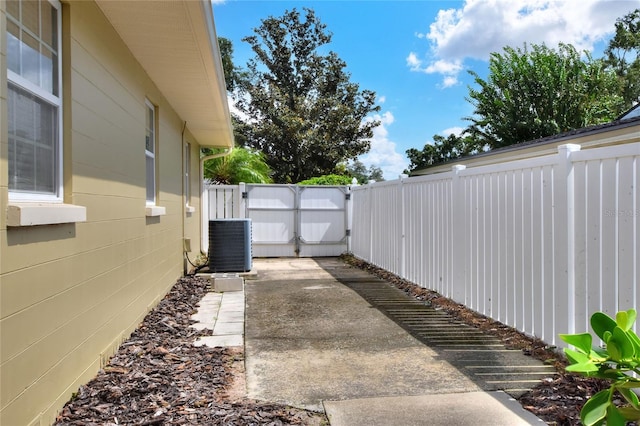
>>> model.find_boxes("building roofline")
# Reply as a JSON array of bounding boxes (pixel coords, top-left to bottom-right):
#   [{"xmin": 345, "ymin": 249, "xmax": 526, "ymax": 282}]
[{"xmin": 412, "ymin": 115, "xmax": 640, "ymax": 176}]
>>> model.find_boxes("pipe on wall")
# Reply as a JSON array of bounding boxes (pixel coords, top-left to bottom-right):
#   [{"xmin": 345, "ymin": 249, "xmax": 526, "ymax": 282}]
[{"xmin": 199, "ymin": 146, "xmax": 233, "ymax": 254}]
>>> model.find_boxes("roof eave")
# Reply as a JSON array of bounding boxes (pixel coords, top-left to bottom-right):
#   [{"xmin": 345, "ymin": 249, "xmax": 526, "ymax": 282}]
[{"xmin": 95, "ymin": 0, "xmax": 234, "ymax": 149}]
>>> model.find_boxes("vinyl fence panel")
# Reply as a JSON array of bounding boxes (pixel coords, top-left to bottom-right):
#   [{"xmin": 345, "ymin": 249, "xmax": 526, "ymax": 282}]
[
  {"xmin": 571, "ymin": 143, "xmax": 640, "ymax": 334},
  {"xmin": 351, "ymin": 142, "xmax": 640, "ymax": 346}
]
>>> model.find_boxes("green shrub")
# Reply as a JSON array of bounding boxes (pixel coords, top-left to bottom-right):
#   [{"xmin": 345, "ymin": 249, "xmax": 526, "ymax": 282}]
[
  {"xmin": 297, "ymin": 174, "xmax": 354, "ymax": 186},
  {"xmin": 559, "ymin": 309, "xmax": 640, "ymax": 425}
]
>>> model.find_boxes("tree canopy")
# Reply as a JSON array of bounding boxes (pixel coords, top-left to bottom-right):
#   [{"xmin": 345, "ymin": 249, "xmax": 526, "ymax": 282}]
[
  {"xmin": 406, "ymin": 40, "xmax": 631, "ymax": 174},
  {"xmin": 604, "ymin": 8, "xmax": 640, "ymax": 108},
  {"xmin": 346, "ymin": 160, "xmax": 384, "ymax": 183},
  {"xmin": 297, "ymin": 174, "xmax": 353, "ymax": 185},
  {"xmin": 234, "ymin": 8, "xmax": 380, "ymax": 183},
  {"xmin": 405, "ymin": 9, "xmax": 640, "ymax": 174},
  {"xmin": 466, "ymin": 43, "xmax": 624, "ymax": 149},
  {"xmin": 405, "ymin": 133, "xmax": 485, "ymax": 172},
  {"xmin": 218, "ymin": 37, "xmax": 238, "ymax": 92}
]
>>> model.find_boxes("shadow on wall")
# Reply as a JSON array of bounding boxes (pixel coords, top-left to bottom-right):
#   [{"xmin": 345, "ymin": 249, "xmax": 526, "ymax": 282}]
[{"xmin": 6, "ymin": 223, "xmax": 77, "ymax": 246}]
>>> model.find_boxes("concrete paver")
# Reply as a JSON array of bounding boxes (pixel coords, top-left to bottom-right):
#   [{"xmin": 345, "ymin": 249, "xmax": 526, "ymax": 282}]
[
  {"xmin": 194, "ymin": 334, "xmax": 244, "ymax": 347},
  {"xmin": 191, "ymin": 286, "xmax": 244, "ymax": 348}
]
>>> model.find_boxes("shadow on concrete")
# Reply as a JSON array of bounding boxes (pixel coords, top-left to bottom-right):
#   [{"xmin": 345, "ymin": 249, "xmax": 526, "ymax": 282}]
[{"xmin": 319, "ymin": 257, "xmax": 556, "ymax": 399}]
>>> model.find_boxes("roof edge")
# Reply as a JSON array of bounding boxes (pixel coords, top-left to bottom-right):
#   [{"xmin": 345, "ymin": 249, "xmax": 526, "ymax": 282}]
[{"xmin": 412, "ymin": 116, "xmax": 640, "ymax": 176}]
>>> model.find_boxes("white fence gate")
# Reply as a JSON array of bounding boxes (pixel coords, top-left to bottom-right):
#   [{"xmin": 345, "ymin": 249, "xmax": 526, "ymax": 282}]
[
  {"xmin": 351, "ymin": 142, "xmax": 640, "ymax": 346},
  {"xmin": 203, "ymin": 184, "xmax": 351, "ymax": 257}
]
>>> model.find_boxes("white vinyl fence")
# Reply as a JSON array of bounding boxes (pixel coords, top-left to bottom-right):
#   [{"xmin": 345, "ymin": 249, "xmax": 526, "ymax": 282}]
[{"xmin": 351, "ymin": 143, "xmax": 639, "ymax": 345}]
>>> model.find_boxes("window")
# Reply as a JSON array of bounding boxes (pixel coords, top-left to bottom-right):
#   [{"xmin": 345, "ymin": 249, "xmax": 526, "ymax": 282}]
[
  {"xmin": 145, "ymin": 100, "xmax": 156, "ymax": 205},
  {"xmin": 184, "ymin": 142, "xmax": 191, "ymax": 205},
  {"xmin": 6, "ymin": 0, "xmax": 62, "ymax": 201},
  {"xmin": 184, "ymin": 142, "xmax": 195, "ymax": 214}
]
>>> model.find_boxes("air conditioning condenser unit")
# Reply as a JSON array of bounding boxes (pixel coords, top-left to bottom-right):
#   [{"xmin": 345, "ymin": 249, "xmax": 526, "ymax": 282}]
[{"xmin": 208, "ymin": 219, "xmax": 252, "ymax": 272}]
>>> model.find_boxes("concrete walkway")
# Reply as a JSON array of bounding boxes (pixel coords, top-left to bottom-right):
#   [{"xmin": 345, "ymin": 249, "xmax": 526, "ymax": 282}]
[{"xmin": 244, "ymin": 258, "xmax": 544, "ymax": 425}]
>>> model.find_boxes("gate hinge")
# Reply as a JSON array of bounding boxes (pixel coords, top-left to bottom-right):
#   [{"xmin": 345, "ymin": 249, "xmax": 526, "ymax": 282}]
[
  {"xmin": 346, "ymin": 229, "xmax": 351, "ymax": 236},
  {"xmin": 345, "ymin": 193, "xmax": 351, "ymax": 200},
  {"xmin": 242, "ymin": 192, "xmax": 248, "ymax": 199}
]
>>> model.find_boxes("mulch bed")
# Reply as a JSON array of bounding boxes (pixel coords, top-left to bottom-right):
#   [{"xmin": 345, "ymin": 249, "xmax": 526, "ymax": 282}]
[
  {"xmin": 340, "ymin": 254, "xmax": 613, "ymax": 426},
  {"xmin": 54, "ymin": 256, "xmax": 617, "ymax": 426},
  {"xmin": 53, "ymin": 275, "xmax": 326, "ymax": 426}
]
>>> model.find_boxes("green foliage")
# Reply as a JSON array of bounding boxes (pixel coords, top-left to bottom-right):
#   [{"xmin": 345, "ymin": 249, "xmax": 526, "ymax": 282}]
[
  {"xmin": 218, "ymin": 37, "xmax": 237, "ymax": 92},
  {"xmin": 236, "ymin": 8, "xmax": 380, "ymax": 183},
  {"xmin": 406, "ymin": 9, "xmax": 638, "ymax": 172},
  {"xmin": 559, "ymin": 309, "xmax": 640, "ymax": 425},
  {"xmin": 466, "ymin": 43, "xmax": 625, "ymax": 149},
  {"xmin": 604, "ymin": 9, "xmax": 640, "ymax": 108},
  {"xmin": 405, "ymin": 132, "xmax": 486, "ymax": 173},
  {"xmin": 218, "ymin": 37, "xmax": 249, "ymax": 93},
  {"xmin": 297, "ymin": 174, "xmax": 353, "ymax": 186},
  {"xmin": 346, "ymin": 160, "xmax": 384, "ymax": 183},
  {"xmin": 203, "ymin": 147, "xmax": 272, "ymax": 184}
]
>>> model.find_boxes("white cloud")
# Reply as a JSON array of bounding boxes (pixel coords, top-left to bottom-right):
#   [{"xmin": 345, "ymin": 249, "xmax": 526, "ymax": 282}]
[
  {"xmin": 441, "ymin": 76, "xmax": 459, "ymax": 88},
  {"xmin": 378, "ymin": 95, "xmax": 387, "ymax": 104},
  {"xmin": 359, "ymin": 111, "xmax": 409, "ymax": 180},
  {"xmin": 406, "ymin": 52, "xmax": 422, "ymax": 70},
  {"xmin": 441, "ymin": 126, "xmax": 465, "ymax": 137},
  {"xmin": 424, "ymin": 59, "xmax": 463, "ymax": 75},
  {"xmin": 411, "ymin": 0, "xmax": 640, "ymax": 87},
  {"xmin": 406, "ymin": 54, "xmax": 462, "ymax": 87}
]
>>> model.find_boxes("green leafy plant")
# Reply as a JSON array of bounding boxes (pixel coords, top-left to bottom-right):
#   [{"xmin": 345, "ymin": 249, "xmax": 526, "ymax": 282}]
[
  {"xmin": 559, "ymin": 309, "xmax": 640, "ymax": 425},
  {"xmin": 297, "ymin": 174, "xmax": 354, "ymax": 186}
]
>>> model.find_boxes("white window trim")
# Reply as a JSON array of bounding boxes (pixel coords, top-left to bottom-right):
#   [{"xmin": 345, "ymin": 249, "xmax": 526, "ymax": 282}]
[
  {"xmin": 145, "ymin": 99, "xmax": 156, "ymax": 206},
  {"xmin": 7, "ymin": 0, "xmax": 64, "ymax": 203},
  {"xmin": 184, "ymin": 141, "xmax": 195, "ymax": 213},
  {"xmin": 144, "ymin": 99, "xmax": 166, "ymax": 217}
]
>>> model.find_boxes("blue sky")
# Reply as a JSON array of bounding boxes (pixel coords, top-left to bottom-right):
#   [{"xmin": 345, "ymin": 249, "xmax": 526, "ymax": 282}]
[{"xmin": 212, "ymin": 0, "xmax": 640, "ymax": 179}]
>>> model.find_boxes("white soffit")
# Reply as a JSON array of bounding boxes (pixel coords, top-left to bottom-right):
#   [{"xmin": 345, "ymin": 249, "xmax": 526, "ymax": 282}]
[{"xmin": 95, "ymin": 0, "xmax": 233, "ymax": 148}]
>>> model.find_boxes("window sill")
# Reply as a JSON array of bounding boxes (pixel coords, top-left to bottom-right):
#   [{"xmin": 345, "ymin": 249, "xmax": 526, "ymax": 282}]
[
  {"xmin": 7, "ymin": 203, "xmax": 87, "ymax": 227},
  {"xmin": 145, "ymin": 205, "xmax": 166, "ymax": 217}
]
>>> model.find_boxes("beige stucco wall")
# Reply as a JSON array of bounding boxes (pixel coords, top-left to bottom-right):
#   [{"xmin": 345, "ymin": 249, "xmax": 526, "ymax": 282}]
[{"xmin": 0, "ymin": 2, "xmax": 203, "ymax": 424}]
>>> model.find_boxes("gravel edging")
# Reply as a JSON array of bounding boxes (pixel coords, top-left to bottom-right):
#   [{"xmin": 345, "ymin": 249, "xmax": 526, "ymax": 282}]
[{"xmin": 54, "ymin": 275, "xmax": 327, "ymax": 426}]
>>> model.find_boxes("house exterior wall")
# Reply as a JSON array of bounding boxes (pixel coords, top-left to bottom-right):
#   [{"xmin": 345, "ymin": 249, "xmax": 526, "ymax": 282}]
[{"xmin": 0, "ymin": 2, "xmax": 203, "ymax": 424}]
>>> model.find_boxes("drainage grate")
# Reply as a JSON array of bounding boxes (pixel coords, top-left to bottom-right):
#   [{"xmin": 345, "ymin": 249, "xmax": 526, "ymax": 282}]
[{"xmin": 341, "ymin": 278, "xmax": 556, "ymax": 397}]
